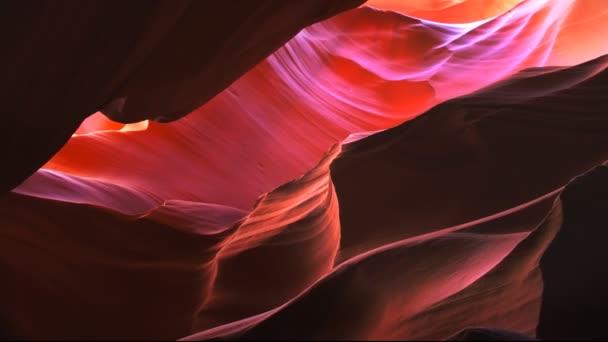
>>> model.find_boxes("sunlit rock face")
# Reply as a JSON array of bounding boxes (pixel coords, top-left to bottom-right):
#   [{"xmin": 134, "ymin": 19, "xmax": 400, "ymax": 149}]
[
  {"xmin": 0, "ymin": 0, "xmax": 365, "ymax": 194},
  {"xmin": 2, "ymin": 0, "xmax": 608, "ymax": 340},
  {"xmin": 181, "ymin": 54, "xmax": 608, "ymax": 341},
  {"xmin": 366, "ymin": 0, "xmax": 525, "ymax": 23}
]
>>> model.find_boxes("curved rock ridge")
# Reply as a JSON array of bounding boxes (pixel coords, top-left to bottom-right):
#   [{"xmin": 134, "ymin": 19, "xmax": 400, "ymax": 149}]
[
  {"xmin": 0, "ymin": 0, "xmax": 365, "ymax": 193},
  {"xmin": 182, "ymin": 163, "xmax": 607, "ymax": 340},
  {"xmin": 363, "ymin": 0, "xmax": 608, "ymax": 66},
  {"xmin": 2, "ymin": 1, "xmax": 608, "ymax": 340},
  {"xmin": 537, "ymin": 162, "xmax": 608, "ymax": 340},
  {"xmin": 6, "ymin": 0, "xmax": 608, "ymax": 201},
  {"xmin": 180, "ymin": 54, "xmax": 608, "ymax": 341},
  {"xmin": 4, "ymin": 51, "xmax": 608, "ymax": 339},
  {"xmin": 365, "ymin": 0, "xmax": 525, "ymax": 23},
  {"xmin": 333, "ymin": 53, "xmax": 608, "ymax": 261},
  {"xmin": 0, "ymin": 142, "xmax": 343, "ymax": 339},
  {"xmin": 24, "ymin": 0, "xmax": 608, "ymax": 214}
]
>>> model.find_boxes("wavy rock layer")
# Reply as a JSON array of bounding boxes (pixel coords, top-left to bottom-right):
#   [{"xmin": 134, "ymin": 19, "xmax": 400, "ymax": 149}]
[
  {"xmin": 334, "ymin": 54, "xmax": 608, "ymax": 261},
  {"xmin": 0, "ymin": 0, "xmax": 364, "ymax": 193},
  {"xmin": 4, "ymin": 54, "xmax": 608, "ymax": 340},
  {"xmin": 182, "ymin": 54, "xmax": 608, "ymax": 341},
  {"xmin": 538, "ymin": 164, "xmax": 608, "ymax": 340},
  {"xmin": 2, "ymin": 1, "xmax": 608, "ymax": 340},
  {"xmin": 27, "ymin": 0, "xmax": 608, "ymax": 212},
  {"xmin": 365, "ymin": 0, "xmax": 525, "ymax": 23}
]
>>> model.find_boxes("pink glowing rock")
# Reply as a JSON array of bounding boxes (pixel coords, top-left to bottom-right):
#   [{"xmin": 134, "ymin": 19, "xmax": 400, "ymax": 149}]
[{"xmin": 2, "ymin": 1, "xmax": 608, "ymax": 340}]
